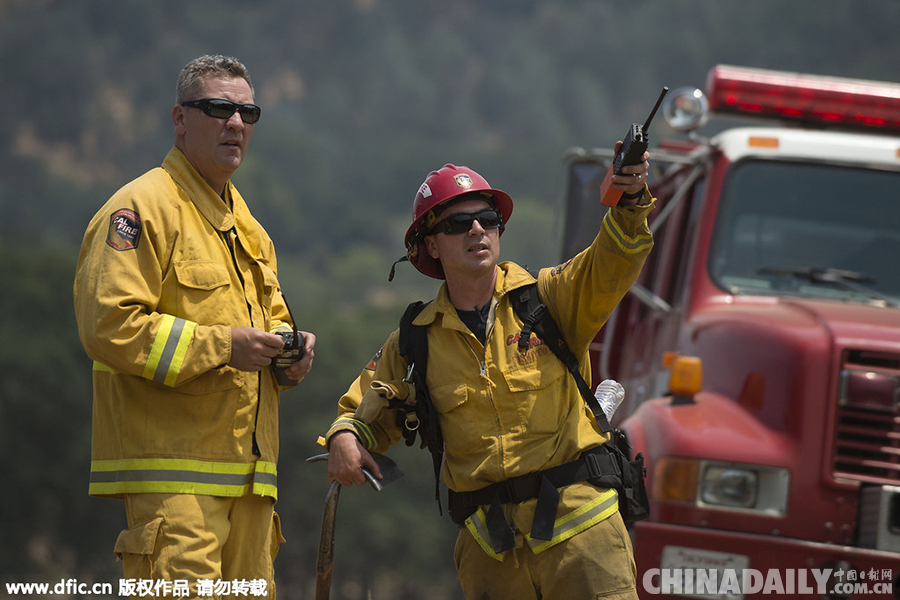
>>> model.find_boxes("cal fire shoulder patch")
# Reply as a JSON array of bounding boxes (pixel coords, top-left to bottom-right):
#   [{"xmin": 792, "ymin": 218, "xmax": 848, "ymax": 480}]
[
  {"xmin": 364, "ymin": 347, "xmax": 383, "ymax": 371},
  {"xmin": 106, "ymin": 208, "xmax": 142, "ymax": 251},
  {"xmin": 550, "ymin": 259, "xmax": 573, "ymax": 277}
]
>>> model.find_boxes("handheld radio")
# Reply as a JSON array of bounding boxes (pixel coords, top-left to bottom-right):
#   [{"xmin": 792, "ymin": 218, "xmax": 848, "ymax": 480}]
[{"xmin": 600, "ymin": 86, "xmax": 669, "ymax": 207}]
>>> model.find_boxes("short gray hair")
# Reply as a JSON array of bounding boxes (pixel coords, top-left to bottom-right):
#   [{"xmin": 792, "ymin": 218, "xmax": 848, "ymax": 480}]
[{"xmin": 176, "ymin": 55, "xmax": 254, "ymax": 103}]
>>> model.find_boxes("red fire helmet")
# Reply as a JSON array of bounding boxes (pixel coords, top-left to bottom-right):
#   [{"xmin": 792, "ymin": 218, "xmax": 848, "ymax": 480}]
[{"xmin": 403, "ymin": 164, "xmax": 513, "ymax": 279}]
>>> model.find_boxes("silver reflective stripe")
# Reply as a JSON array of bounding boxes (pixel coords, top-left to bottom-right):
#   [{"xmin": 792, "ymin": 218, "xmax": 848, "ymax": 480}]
[
  {"xmin": 464, "ymin": 508, "xmax": 505, "ymax": 561},
  {"xmin": 252, "ymin": 470, "xmax": 277, "ymax": 489},
  {"xmin": 153, "ymin": 318, "xmax": 186, "ymax": 384},
  {"xmin": 603, "ymin": 212, "xmax": 653, "ymax": 254},
  {"xmin": 90, "ymin": 469, "xmax": 253, "ymax": 486},
  {"xmin": 527, "ymin": 489, "xmax": 618, "ymax": 552}
]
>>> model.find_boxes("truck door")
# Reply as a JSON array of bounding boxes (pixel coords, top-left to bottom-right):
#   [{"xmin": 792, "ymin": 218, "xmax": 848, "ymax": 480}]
[{"xmin": 559, "ymin": 149, "xmax": 707, "ymax": 419}]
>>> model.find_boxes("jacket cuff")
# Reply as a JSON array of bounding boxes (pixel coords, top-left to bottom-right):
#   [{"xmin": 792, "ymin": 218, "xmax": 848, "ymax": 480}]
[{"xmin": 325, "ymin": 418, "xmax": 377, "ymax": 450}]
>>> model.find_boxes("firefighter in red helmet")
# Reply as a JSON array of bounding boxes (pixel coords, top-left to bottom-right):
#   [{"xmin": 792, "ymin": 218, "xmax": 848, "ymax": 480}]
[
  {"xmin": 325, "ymin": 144, "xmax": 654, "ymax": 599},
  {"xmin": 401, "ymin": 163, "xmax": 514, "ymax": 280}
]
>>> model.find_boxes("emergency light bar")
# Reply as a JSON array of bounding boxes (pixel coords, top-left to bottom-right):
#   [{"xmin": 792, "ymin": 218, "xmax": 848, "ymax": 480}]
[{"xmin": 706, "ymin": 64, "xmax": 900, "ymax": 134}]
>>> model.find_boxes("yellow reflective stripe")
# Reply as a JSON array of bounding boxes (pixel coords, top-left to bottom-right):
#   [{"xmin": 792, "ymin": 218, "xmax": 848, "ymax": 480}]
[
  {"xmin": 333, "ymin": 417, "xmax": 377, "ymax": 450},
  {"xmin": 165, "ymin": 320, "xmax": 195, "ymax": 386},
  {"xmin": 252, "ymin": 461, "xmax": 278, "ymax": 499},
  {"xmin": 252, "ymin": 482, "xmax": 278, "ymax": 498},
  {"xmin": 255, "ymin": 461, "xmax": 278, "ymax": 475},
  {"xmin": 93, "ymin": 361, "xmax": 116, "ymax": 373},
  {"xmin": 464, "ymin": 508, "xmax": 505, "ymax": 562},
  {"xmin": 602, "ymin": 211, "xmax": 653, "ymax": 254},
  {"xmin": 462, "ymin": 489, "xmax": 620, "ymax": 558},
  {"xmin": 526, "ymin": 488, "xmax": 619, "ymax": 554},
  {"xmin": 89, "ymin": 480, "xmax": 252, "ymax": 497},
  {"xmin": 143, "ymin": 314, "xmax": 174, "ymax": 380},
  {"xmin": 143, "ymin": 315, "xmax": 196, "ymax": 386},
  {"xmin": 89, "ymin": 458, "xmax": 277, "ymax": 498}
]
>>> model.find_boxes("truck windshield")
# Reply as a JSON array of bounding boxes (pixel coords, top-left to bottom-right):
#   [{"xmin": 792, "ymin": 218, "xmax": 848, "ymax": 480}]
[{"xmin": 709, "ymin": 159, "xmax": 900, "ymax": 306}]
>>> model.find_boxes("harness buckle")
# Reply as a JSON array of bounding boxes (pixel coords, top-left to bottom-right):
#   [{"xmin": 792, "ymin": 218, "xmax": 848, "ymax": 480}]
[
  {"xmin": 585, "ymin": 452, "xmax": 603, "ymax": 480},
  {"xmin": 584, "ymin": 446, "xmax": 620, "ymax": 479},
  {"xmin": 502, "ymin": 473, "xmax": 541, "ymax": 504}
]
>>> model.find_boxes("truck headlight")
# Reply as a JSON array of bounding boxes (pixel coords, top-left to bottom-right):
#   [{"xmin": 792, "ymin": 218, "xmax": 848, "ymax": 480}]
[
  {"xmin": 653, "ymin": 457, "xmax": 790, "ymax": 516},
  {"xmin": 698, "ymin": 461, "xmax": 789, "ymax": 515},
  {"xmin": 701, "ymin": 466, "xmax": 758, "ymax": 508}
]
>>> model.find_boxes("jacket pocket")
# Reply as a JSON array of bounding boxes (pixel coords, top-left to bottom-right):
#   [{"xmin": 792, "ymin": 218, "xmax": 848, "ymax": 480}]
[
  {"xmin": 429, "ymin": 381, "xmax": 483, "ymax": 456},
  {"xmin": 502, "ymin": 352, "xmax": 567, "ymax": 436},
  {"xmin": 173, "ymin": 260, "xmax": 231, "ymax": 291}
]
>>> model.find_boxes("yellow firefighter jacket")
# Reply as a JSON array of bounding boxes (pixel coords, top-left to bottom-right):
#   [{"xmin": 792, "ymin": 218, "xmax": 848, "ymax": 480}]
[
  {"xmin": 74, "ymin": 147, "xmax": 294, "ymax": 500},
  {"xmin": 325, "ymin": 197, "xmax": 654, "ymax": 557}
]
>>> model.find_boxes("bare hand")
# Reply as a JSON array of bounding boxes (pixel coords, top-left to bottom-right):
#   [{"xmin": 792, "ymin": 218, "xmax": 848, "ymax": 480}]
[
  {"xmin": 228, "ymin": 326, "xmax": 284, "ymax": 372},
  {"xmin": 282, "ymin": 331, "xmax": 316, "ymax": 381},
  {"xmin": 327, "ymin": 431, "xmax": 382, "ymax": 486},
  {"xmin": 612, "ymin": 141, "xmax": 651, "ymax": 206}
]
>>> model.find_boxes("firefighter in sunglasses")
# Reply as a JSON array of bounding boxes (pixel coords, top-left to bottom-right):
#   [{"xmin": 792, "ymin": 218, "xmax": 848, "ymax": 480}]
[
  {"xmin": 74, "ymin": 55, "xmax": 314, "ymax": 598},
  {"xmin": 323, "ymin": 153, "xmax": 654, "ymax": 599}
]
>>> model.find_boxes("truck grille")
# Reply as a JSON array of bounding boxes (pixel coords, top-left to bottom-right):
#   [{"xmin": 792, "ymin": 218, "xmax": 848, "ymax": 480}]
[{"xmin": 832, "ymin": 350, "xmax": 900, "ymax": 484}]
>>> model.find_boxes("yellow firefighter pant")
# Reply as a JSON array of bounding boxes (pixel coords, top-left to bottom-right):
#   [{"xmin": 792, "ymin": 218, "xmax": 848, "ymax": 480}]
[
  {"xmin": 114, "ymin": 493, "xmax": 284, "ymax": 599},
  {"xmin": 454, "ymin": 510, "xmax": 638, "ymax": 600}
]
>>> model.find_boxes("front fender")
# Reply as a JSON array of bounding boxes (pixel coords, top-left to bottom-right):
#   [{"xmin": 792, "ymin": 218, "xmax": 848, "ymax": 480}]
[{"xmin": 619, "ymin": 391, "xmax": 795, "ymax": 500}]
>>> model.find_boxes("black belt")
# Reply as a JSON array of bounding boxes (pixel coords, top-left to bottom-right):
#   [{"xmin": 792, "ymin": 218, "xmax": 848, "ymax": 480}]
[{"xmin": 447, "ymin": 446, "xmax": 620, "ymax": 551}]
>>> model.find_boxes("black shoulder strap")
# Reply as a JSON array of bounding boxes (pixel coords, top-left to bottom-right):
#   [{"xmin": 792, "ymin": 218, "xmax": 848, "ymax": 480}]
[
  {"xmin": 398, "ymin": 300, "xmax": 445, "ymax": 513},
  {"xmin": 398, "ymin": 301, "xmax": 428, "ymax": 369},
  {"xmin": 509, "ymin": 284, "xmax": 613, "ymax": 434}
]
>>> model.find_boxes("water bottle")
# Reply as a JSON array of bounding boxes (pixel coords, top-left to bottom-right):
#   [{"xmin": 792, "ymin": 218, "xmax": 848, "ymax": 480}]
[{"xmin": 594, "ymin": 379, "xmax": 625, "ymax": 421}]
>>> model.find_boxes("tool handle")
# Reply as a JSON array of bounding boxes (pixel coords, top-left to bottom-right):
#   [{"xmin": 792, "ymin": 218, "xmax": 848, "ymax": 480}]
[{"xmin": 306, "ymin": 453, "xmax": 383, "ymax": 492}]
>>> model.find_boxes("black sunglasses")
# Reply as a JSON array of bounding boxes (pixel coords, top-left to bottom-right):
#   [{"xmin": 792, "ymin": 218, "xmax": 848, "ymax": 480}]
[
  {"xmin": 181, "ymin": 98, "xmax": 261, "ymax": 124},
  {"xmin": 430, "ymin": 209, "xmax": 502, "ymax": 235}
]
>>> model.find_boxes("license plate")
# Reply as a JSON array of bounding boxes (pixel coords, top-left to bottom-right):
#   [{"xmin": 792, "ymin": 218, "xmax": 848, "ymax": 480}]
[{"xmin": 659, "ymin": 546, "xmax": 750, "ymax": 599}]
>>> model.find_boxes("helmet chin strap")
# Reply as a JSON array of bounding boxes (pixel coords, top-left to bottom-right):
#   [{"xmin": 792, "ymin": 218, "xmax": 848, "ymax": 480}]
[{"xmin": 388, "ymin": 256, "xmax": 408, "ymax": 282}]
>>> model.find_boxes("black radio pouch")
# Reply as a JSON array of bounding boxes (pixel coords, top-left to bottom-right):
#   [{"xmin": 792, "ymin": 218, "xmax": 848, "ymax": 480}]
[
  {"xmin": 607, "ymin": 431, "xmax": 650, "ymax": 524},
  {"xmin": 587, "ymin": 430, "xmax": 649, "ymax": 524}
]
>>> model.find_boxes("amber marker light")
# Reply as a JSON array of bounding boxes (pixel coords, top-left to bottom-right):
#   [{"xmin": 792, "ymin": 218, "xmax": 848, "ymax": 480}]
[{"xmin": 652, "ymin": 457, "xmax": 700, "ymax": 503}]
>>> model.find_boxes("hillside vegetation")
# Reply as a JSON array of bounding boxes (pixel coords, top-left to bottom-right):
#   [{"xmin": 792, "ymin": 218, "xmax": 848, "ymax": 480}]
[{"xmin": 2, "ymin": 1, "xmax": 899, "ymax": 597}]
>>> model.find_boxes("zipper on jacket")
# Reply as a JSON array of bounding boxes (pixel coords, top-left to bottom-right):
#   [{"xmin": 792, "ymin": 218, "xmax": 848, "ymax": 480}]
[
  {"xmin": 460, "ymin": 301, "xmax": 506, "ymax": 474},
  {"xmin": 225, "ymin": 227, "xmax": 263, "ymax": 457}
]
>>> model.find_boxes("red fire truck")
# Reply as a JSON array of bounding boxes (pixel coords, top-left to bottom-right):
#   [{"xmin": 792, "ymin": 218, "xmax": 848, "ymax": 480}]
[{"xmin": 560, "ymin": 65, "xmax": 900, "ymax": 598}]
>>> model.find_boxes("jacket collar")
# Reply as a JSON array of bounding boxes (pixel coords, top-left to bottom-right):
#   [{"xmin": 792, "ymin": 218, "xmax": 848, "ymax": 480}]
[
  {"xmin": 162, "ymin": 146, "xmax": 236, "ymax": 232},
  {"xmin": 161, "ymin": 147, "xmax": 266, "ymax": 259},
  {"xmin": 412, "ymin": 262, "xmax": 537, "ymax": 328}
]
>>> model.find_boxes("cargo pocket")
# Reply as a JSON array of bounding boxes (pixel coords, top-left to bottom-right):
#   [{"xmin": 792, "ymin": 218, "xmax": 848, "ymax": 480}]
[
  {"xmin": 269, "ymin": 511, "xmax": 286, "ymax": 562},
  {"xmin": 114, "ymin": 517, "xmax": 163, "ymax": 579}
]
